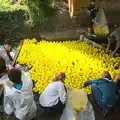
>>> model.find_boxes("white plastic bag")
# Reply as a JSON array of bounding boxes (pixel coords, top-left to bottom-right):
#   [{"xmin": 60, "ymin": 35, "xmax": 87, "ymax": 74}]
[
  {"xmin": 93, "ymin": 8, "xmax": 109, "ymax": 35},
  {"xmin": 61, "ymin": 101, "xmax": 95, "ymax": 120},
  {"xmin": 67, "ymin": 88, "xmax": 88, "ymax": 111},
  {"xmin": 93, "ymin": 23, "xmax": 109, "ymax": 35},
  {"xmin": 60, "ymin": 88, "xmax": 95, "ymax": 120}
]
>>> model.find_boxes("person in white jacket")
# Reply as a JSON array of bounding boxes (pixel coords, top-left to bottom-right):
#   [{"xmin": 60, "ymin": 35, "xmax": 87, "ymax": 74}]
[
  {"xmin": 2, "ymin": 68, "xmax": 37, "ymax": 120},
  {"xmin": 0, "ymin": 40, "xmax": 13, "ymax": 70},
  {"xmin": 39, "ymin": 72, "xmax": 67, "ymax": 115}
]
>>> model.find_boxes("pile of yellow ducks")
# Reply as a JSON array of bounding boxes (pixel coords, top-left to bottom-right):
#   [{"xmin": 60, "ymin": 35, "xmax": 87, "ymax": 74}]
[{"xmin": 17, "ymin": 39, "xmax": 120, "ymax": 94}]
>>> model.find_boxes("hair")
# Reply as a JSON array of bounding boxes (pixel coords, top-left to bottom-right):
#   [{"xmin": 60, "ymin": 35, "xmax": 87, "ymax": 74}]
[
  {"xmin": 101, "ymin": 71, "xmax": 112, "ymax": 80},
  {"xmin": 8, "ymin": 68, "xmax": 22, "ymax": 84},
  {"xmin": 0, "ymin": 57, "xmax": 7, "ymax": 74},
  {"xmin": 4, "ymin": 39, "xmax": 12, "ymax": 46},
  {"xmin": 114, "ymin": 73, "xmax": 120, "ymax": 81},
  {"xmin": 53, "ymin": 72, "xmax": 66, "ymax": 82}
]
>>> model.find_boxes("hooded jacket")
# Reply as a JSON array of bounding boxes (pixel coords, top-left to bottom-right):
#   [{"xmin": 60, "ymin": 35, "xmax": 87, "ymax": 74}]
[{"xmin": 3, "ymin": 72, "xmax": 37, "ymax": 120}]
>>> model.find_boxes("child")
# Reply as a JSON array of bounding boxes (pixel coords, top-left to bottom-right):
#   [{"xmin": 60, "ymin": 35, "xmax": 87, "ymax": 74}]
[
  {"xmin": 39, "ymin": 72, "xmax": 67, "ymax": 115},
  {"xmin": 84, "ymin": 71, "xmax": 116, "ymax": 110},
  {"xmin": 4, "ymin": 68, "xmax": 37, "ymax": 120}
]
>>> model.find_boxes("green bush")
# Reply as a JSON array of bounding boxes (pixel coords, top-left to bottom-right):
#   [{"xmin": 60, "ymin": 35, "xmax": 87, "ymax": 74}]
[
  {"xmin": 0, "ymin": 8, "xmax": 30, "ymax": 44},
  {"xmin": 0, "ymin": 0, "xmax": 56, "ymax": 44}
]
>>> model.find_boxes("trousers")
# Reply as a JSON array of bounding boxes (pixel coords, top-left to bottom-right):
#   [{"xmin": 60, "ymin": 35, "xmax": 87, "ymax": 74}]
[{"xmin": 91, "ymin": 83, "xmax": 106, "ymax": 109}]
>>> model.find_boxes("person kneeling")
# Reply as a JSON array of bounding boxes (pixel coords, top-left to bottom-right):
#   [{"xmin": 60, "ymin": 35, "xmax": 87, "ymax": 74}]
[
  {"xmin": 84, "ymin": 71, "xmax": 116, "ymax": 110},
  {"xmin": 39, "ymin": 72, "xmax": 67, "ymax": 116},
  {"xmin": 4, "ymin": 68, "xmax": 37, "ymax": 120}
]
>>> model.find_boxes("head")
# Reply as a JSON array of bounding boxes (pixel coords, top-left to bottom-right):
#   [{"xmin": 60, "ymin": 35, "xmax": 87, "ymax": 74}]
[
  {"xmin": 54, "ymin": 72, "xmax": 66, "ymax": 82},
  {"xmin": 4, "ymin": 39, "xmax": 12, "ymax": 52},
  {"xmin": 101, "ymin": 71, "xmax": 112, "ymax": 80},
  {"xmin": 8, "ymin": 68, "xmax": 22, "ymax": 84},
  {"xmin": 0, "ymin": 57, "xmax": 7, "ymax": 75}
]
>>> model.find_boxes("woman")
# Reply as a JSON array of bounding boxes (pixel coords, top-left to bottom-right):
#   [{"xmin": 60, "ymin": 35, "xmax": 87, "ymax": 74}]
[
  {"xmin": 84, "ymin": 71, "xmax": 116, "ymax": 110},
  {"xmin": 39, "ymin": 72, "xmax": 67, "ymax": 115}
]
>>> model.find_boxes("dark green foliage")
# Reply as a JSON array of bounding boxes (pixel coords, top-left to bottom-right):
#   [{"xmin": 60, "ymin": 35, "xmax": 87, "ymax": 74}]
[
  {"xmin": 0, "ymin": 0, "xmax": 56, "ymax": 43},
  {"xmin": 0, "ymin": 9, "xmax": 29, "ymax": 44}
]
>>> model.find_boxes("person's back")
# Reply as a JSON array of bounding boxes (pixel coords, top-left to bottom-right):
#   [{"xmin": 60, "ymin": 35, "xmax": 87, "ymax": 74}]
[
  {"xmin": 39, "ymin": 72, "xmax": 67, "ymax": 115},
  {"xmin": 95, "ymin": 78, "xmax": 116, "ymax": 105},
  {"xmin": 84, "ymin": 71, "xmax": 116, "ymax": 109},
  {"xmin": 40, "ymin": 81, "xmax": 66, "ymax": 107},
  {"xmin": 11, "ymin": 77, "xmax": 36, "ymax": 120},
  {"xmin": 6, "ymin": 69, "xmax": 37, "ymax": 120}
]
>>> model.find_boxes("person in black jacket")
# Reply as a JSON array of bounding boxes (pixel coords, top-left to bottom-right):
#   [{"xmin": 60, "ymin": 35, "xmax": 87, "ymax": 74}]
[{"xmin": 87, "ymin": 0, "xmax": 98, "ymax": 34}]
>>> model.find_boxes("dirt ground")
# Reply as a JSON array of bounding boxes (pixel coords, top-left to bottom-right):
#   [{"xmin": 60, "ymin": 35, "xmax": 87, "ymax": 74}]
[{"xmin": 34, "ymin": 94, "xmax": 120, "ymax": 120}]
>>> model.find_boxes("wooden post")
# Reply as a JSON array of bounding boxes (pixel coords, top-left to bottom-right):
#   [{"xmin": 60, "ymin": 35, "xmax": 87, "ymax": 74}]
[{"xmin": 12, "ymin": 40, "xmax": 24, "ymax": 67}]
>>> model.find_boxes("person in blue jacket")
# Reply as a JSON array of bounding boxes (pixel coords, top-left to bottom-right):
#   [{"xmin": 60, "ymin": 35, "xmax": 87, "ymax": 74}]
[{"xmin": 84, "ymin": 71, "xmax": 116, "ymax": 110}]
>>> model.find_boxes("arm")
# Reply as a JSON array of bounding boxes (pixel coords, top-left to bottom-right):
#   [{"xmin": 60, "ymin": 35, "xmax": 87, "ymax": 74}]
[
  {"xmin": 84, "ymin": 80, "xmax": 97, "ymax": 87},
  {"xmin": 106, "ymin": 36, "xmax": 113, "ymax": 53},
  {"xmin": 111, "ymin": 39, "xmax": 120, "ymax": 56},
  {"xmin": 1, "ymin": 50, "xmax": 11, "ymax": 65},
  {"xmin": 57, "ymin": 83, "xmax": 67, "ymax": 104}
]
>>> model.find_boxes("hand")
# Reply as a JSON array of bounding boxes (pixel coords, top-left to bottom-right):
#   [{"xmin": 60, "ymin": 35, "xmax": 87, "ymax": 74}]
[
  {"xmin": 8, "ymin": 64, "xmax": 13, "ymax": 70},
  {"xmin": 84, "ymin": 82, "xmax": 88, "ymax": 88},
  {"xmin": 0, "ymin": 81, "xmax": 4, "ymax": 85},
  {"xmin": 76, "ymin": 108, "xmax": 84, "ymax": 112},
  {"xmin": 0, "ymin": 81, "xmax": 7, "ymax": 86},
  {"xmin": 110, "ymin": 52, "xmax": 115, "ymax": 57}
]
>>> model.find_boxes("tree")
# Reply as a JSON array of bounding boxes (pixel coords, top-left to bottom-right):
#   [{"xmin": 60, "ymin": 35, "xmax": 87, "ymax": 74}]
[{"xmin": 25, "ymin": 0, "xmax": 56, "ymax": 41}]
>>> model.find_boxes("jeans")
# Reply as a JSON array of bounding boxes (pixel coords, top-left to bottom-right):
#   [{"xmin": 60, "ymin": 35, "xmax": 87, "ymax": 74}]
[
  {"xmin": 91, "ymin": 83, "xmax": 106, "ymax": 109},
  {"xmin": 40, "ymin": 100, "xmax": 65, "ymax": 115}
]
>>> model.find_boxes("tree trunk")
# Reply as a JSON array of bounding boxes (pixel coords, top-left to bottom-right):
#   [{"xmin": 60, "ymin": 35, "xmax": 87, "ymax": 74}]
[{"xmin": 35, "ymin": 26, "xmax": 42, "ymax": 42}]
